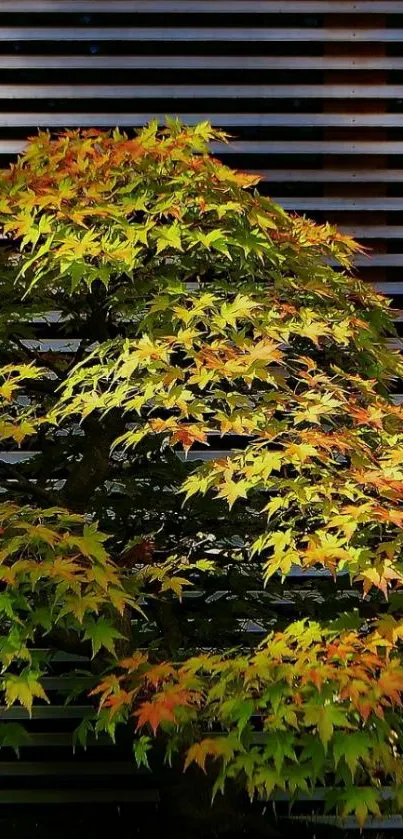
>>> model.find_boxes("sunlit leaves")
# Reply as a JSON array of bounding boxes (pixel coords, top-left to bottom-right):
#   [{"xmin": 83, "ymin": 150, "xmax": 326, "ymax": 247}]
[
  {"xmin": 3, "ymin": 669, "xmax": 49, "ymax": 715},
  {"xmin": 94, "ymin": 618, "xmax": 403, "ymax": 822},
  {"xmin": 2, "ymin": 122, "xmax": 403, "ymax": 825},
  {"xmin": 0, "ymin": 503, "xmax": 137, "ymax": 674}
]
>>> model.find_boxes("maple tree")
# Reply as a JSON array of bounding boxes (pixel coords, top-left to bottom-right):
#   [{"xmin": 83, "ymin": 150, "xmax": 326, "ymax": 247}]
[{"xmin": 0, "ymin": 120, "xmax": 403, "ymax": 827}]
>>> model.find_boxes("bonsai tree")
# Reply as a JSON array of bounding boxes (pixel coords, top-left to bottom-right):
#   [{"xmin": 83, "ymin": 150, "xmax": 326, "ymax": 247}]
[{"xmin": 1, "ymin": 120, "xmax": 403, "ymax": 826}]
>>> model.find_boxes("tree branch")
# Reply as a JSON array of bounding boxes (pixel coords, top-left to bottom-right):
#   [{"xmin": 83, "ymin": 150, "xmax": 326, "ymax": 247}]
[
  {"xmin": 0, "ymin": 460, "xmax": 60, "ymax": 506},
  {"xmin": 9, "ymin": 335, "xmax": 63, "ymax": 379}
]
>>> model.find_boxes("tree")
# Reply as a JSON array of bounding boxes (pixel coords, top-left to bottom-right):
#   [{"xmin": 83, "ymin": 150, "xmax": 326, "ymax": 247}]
[{"xmin": 0, "ymin": 120, "xmax": 403, "ymax": 827}]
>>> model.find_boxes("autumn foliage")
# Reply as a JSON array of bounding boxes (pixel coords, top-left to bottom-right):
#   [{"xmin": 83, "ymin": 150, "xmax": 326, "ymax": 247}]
[{"xmin": 0, "ymin": 121, "xmax": 403, "ymax": 825}]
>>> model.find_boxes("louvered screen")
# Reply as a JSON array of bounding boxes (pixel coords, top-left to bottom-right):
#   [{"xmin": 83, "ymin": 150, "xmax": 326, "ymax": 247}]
[
  {"xmin": 1, "ymin": 3, "xmax": 402, "ymax": 302},
  {"xmin": 0, "ymin": 0, "xmax": 402, "ymax": 826}
]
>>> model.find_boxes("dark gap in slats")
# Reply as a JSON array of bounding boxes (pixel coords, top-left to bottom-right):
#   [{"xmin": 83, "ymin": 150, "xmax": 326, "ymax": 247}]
[{"xmin": 0, "ymin": 41, "xmax": 324, "ymax": 57}]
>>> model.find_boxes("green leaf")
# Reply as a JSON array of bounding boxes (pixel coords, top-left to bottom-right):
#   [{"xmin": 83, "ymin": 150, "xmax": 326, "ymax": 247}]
[
  {"xmin": 304, "ymin": 704, "xmax": 353, "ymax": 749},
  {"xmin": 155, "ymin": 223, "xmax": 183, "ymax": 254},
  {"xmin": 0, "ymin": 722, "xmax": 31, "ymax": 756},
  {"xmin": 339, "ymin": 787, "xmax": 381, "ymax": 827},
  {"xmin": 332, "ymin": 731, "xmax": 371, "ymax": 778},
  {"xmin": 133, "ymin": 735, "xmax": 152, "ymax": 769},
  {"xmin": 3, "ymin": 670, "xmax": 49, "ymax": 715},
  {"xmin": 83, "ymin": 617, "xmax": 125, "ymax": 658},
  {"xmin": 72, "ymin": 716, "xmax": 94, "ymax": 752}
]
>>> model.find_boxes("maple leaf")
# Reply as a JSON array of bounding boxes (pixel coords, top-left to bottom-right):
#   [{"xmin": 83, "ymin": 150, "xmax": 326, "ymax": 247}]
[
  {"xmin": 133, "ymin": 735, "xmax": 152, "ymax": 770},
  {"xmin": 160, "ymin": 576, "xmax": 193, "ymax": 601},
  {"xmin": 340, "ymin": 787, "xmax": 381, "ymax": 828},
  {"xmin": 134, "ymin": 687, "xmax": 195, "ymax": 734},
  {"xmin": 184, "ymin": 736, "xmax": 237, "ymax": 773},
  {"xmin": 3, "ymin": 670, "xmax": 49, "ymax": 716},
  {"xmin": 0, "ymin": 722, "xmax": 31, "ymax": 756},
  {"xmin": 303, "ymin": 704, "xmax": 353, "ymax": 748},
  {"xmin": 216, "ymin": 479, "xmax": 249, "ymax": 509},
  {"xmin": 358, "ymin": 560, "xmax": 403, "ymax": 597},
  {"xmin": 83, "ymin": 617, "xmax": 125, "ymax": 658},
  {"xmin": 332, "ymin": 731, "xmax": 371, "ymax": 778},
  {"xmin": 144, "ymin": 662, "xmax": 176, "ymax": 688}
]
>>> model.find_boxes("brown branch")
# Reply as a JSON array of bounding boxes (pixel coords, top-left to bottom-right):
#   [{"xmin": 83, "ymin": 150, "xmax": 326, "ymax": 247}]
[
  {"xmin": 9, "ymin": 335, "xmax": 63, "ymax": 379},
  {"xmin": 0, "ymin": 460, "xmax": 60, "ymax": 506}
]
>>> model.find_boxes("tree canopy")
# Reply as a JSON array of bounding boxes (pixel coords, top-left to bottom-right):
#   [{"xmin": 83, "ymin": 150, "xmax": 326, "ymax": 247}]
[{"xmin": 0, "ymin": 120, "xmax": 403, "ymax": 826}]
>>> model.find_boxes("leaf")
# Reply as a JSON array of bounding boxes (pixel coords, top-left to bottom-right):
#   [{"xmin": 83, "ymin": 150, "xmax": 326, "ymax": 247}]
[
  {"xmin": 133, "ymin": 735, "xmax": 152, "ymax": 769},
  {"xmin": 216, "ymin": 479, "xmax": 249, "ymax": 509},
  {"xmin": 333, "ymin": 731, "xmax": 371, "ymax": 777},
  {"xmin": 155, "ymin": 223, "xmax": 183, "ymax": 254},
  {"xmin": 303, "ymin": 704, "xmax": 353, "ymax": 749},
  {"xmin": 72, "ymin": 716, "xmax": 94, "ymax": 752},
  {"xmin": 160, "ymin": 576, "xmax": 193, "ymax": 601},
  {"xmin": 0, "ymin": 722, "xmax": 31, "ymax": 756},
  {"xmin": 340, "ymin": 787, "xmax": 381, "ymax": 827},
  {"xmin": 134, "ymin": 688, "xmax": 194, "ymax": 734},
  {"xmin": 184, "ymin": 736, "xmax": 238, "ymax": 773},
  {"xmin": 3, "ymin": 670, "xmax": 49, "ymax": 715},
  {"xmin": 83, "ymin": 617, "xmax": 125, "ymax": 658}
]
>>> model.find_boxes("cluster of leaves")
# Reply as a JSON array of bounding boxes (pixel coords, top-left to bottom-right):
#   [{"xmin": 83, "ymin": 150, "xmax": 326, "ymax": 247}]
[
  {"xmin": 0, "ymin": 121, "xmax": 402, "ymax": 824},
  {"xmin": 0, "ymin": 500, "xmax": 139, "ymax": 712},
  {"xmin": 93, "ymin": 619, "xmax": 403, "ymax": 826}
]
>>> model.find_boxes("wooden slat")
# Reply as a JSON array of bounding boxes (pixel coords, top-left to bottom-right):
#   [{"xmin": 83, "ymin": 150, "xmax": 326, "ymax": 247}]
[
  {"xmin": 0, "ymin": 55, "xmax": 401, "ymax": 70},
  {"xmin": 0, "ymin": 706, "xmax": 92, "ymax": 719},
  {"xmin": 0, "ymin": 790, "xmax": 159, "ymax": 804},
  {"xmin": 0, "ymin": 762, "xmax": 138, "ymax": 776},
  {"xmin": 258, "ymin": 169, "xmax": 403, "ymax": 182},
  {"xmin": 373, "ymin": 282, "xmax": 403, "ymax": 294},
  {"xmin": 1, "ymin": 85, "xmax": 402, "ymax": 99},
  {"xmin": 2, "ymin": 28, "xmax": 403, "ymax": 42},
  {"xmin": 3, "ymin": 1, "xmax": 403, "ymax": 11},
  {"xmin": 273, "ymin": 198, "xmax": 403, "ymax": 210},
  {"xmin": 214, "ymin": 141, "xmax": 403, "ymax": 154},
  {"xmin": 0, "ymin": 452, "xmax": 39, "ymax": 463},
  {"xmin": 336, "ymin": 255, "xmax": 403, "ymax": 266},
  {"xmin": 13, "ymin": 732, "xmax": 111, "ymax": 747},
  {"xmin": 341, "ymin": 226, "xmax": 403, "ymax": 238},
  {"xmin": 2, "ymin": 138, "xmax": 403, "ymax": 156},
  {"xmin": 0, "ymin": 106, "xmax": 403, "ymax": 131}
]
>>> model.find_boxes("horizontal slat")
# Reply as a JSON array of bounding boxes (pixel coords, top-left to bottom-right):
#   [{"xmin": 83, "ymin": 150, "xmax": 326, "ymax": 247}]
[
  {"xmin": 349, "ymin": 255, "xmax": 403, "ymax": 267},
  {"xmin": 341, "ymin": 226, "xmax": 403, "ymax": 239},
  {"xmin": 12, "ymin": 732, "xmax": 112, "ymax": 747},
  {"xmin": 0, "ymin": 85, "xmax": 401, "ymax": 99},
  {"xmin": 0, "ymin": 107, "xmax": 403, "ymax": 131},
  {"xmin": 1, "ymin": 113, "xmax": 402, "ymax": 131},
  {"xmin": 41, "ymin": 676, "xmax": 93, "ymax": 690},
  {"xmin": 0, "ymin": 452, "xmax": 39, "ymax": 463},
  {"xmin": 0, "ymin": 762, "xmax": 138, "ymax": 776},
  {"xmin": 373, "ymin": 282, "xmax": 403, "ymax": 294},
  {"xmin": 282, "ymin": 815, "xmax": 403, "ymax": 830},
  {"xmin": 3, "ymin": 1, "xmax": 403, "ymax": 11},
  {"xmin": 0, "ymin": 706, "xmax": 92, "ymax": 719},
  {"xmin": 258, "ymin": 170, "xmax": 403, "ymax": 183},
  {"xmin": 3, "ymin": 139, "xmax": 403, "ymax": 156},
  {"xmin": 0, "ymin": 55, "xmax": 402, "ymax": 70},
  {"xmin": 274, "ymin": 198, "xmax": 403, "ymax": 210},
  {"xmin": 0, "ymin": 789, "xmax": 159, "ymax": 804},
  {"xmin": 21, "ymin": 339, "xmax": 82, "ymax": 351},
  {"xmin": 214, "ymin": 141, "xmax": 403, "ymax": 154},
  {"xmin": 0, "ymin": 140, "xmax": 24, "ymax": 153},
  {"xmin": 2, "ymin": 28, "xmax": 403, "ymax": 42},
  {"xmin": 0, "ymin": 450, "xmax": 235, "ymax": 464}
]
